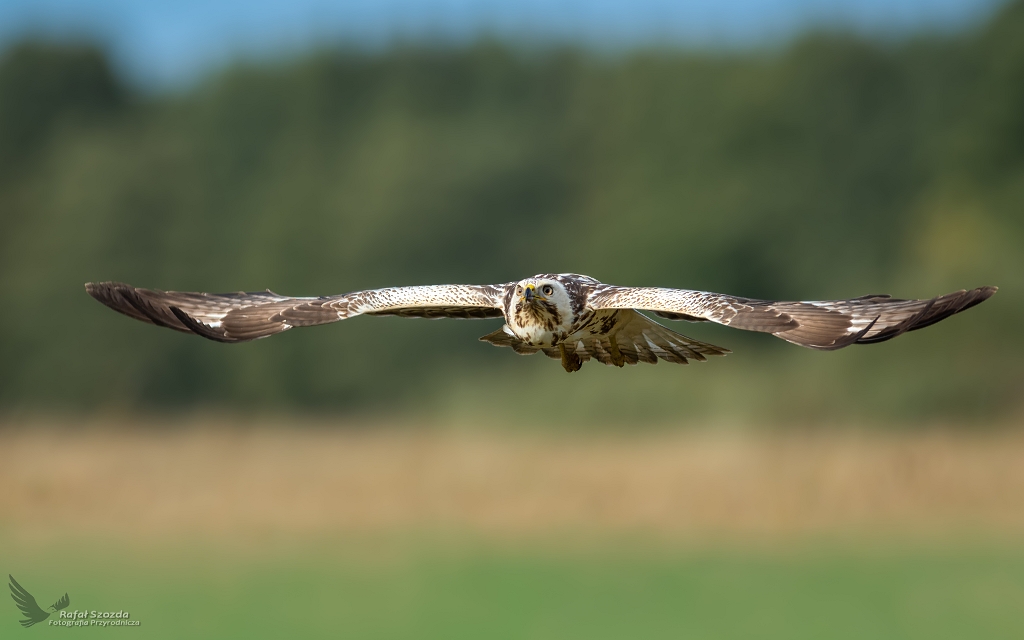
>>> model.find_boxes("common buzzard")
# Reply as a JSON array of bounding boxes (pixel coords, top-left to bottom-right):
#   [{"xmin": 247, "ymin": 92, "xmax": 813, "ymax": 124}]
[{"xmin": 86, "ymin": 275, "xmax": 996, "ymax": 372}]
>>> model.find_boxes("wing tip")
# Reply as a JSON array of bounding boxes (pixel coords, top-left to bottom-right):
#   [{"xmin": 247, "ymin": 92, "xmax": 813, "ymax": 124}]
[
  {"xmin": 85, "ymin": 280, "xmax": 123, "ymax": 301},
  {"xmin": 970, "ymin": 285, "xmax": 998, "ymax": 305},
  {"xmin": 771, "ymin": 285, "xmax": 997, "ymax": 351},
  {"xmin": 85, "ymin": 281, "xmax": 145, "ymax": 312}
]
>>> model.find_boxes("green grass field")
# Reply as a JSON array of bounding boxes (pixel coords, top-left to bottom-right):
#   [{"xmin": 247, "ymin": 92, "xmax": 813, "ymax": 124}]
[
  {"xmin": 7, "ymin": 537, "xmax": 1024, "ymax": 639},
  {"xmin": 4, "ymin": 422, "xmax": 1024, "ymax": 638}
]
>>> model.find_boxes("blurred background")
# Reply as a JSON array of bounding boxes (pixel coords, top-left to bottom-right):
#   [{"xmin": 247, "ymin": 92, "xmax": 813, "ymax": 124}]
[{"xmin": 1, "ymin": 0, "xmax": 1023, "ymax": 637}]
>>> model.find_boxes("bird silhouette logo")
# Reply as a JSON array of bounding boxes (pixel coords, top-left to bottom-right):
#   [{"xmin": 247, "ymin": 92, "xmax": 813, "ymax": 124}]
[{"xmin": 8, "ymin": 575, "xmax": 69, "ymax": 628}]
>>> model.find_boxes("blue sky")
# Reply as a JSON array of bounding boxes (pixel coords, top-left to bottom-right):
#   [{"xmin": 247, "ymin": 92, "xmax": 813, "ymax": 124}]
[{"xmin": 0, "ymin": 0, "xmax": 1002, "ymax": 87}]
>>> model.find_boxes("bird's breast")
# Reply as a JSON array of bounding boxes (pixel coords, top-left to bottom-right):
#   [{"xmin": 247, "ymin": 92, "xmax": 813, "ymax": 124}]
[{"xmin": 508, "ymin": 300, "xmax": 572, "ymax": 346}]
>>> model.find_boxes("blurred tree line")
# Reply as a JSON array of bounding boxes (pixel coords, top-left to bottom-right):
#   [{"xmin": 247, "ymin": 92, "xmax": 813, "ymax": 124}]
[{"xmin": 0, "ymin": 2, "xmax": 1021, "ymax": 423}]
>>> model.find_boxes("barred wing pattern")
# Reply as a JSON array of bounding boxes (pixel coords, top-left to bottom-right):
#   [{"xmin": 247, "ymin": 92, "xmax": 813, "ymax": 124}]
[
  {"xmin": 588, "ymin": 285, "xmax": 997, "ymax": 351},
  {"xmin": 480, "ymin": 310, "xmax": 729, "ymax": 365},
  {"xmin": 86, "ymin": 282, "xmax": 506, "ymax": 343}
]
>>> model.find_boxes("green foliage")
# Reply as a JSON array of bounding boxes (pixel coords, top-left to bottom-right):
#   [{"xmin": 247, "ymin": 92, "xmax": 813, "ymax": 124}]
[
  {"xmin": 0, "ymin": 42, "xmax": 124, "ymax": 173},
  {"xmin": 1, "ymin": 3, "xmax": 1022, "ymax": 421}
]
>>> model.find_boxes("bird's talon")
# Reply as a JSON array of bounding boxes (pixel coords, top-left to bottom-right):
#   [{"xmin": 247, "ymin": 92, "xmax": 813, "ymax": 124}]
[
  {"xmin": 559, "ymin": 343, "xmax": 583, "ymax": 372},
  {"xmin": 607, "ymin": 334, "xmax": 625, "ymax": 367}
]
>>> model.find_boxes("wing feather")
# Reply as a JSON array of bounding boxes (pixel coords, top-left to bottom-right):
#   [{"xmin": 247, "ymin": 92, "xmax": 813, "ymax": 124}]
[
  {"xmin": 589, "ymin": 285, "xmax": 997, "ymax": 350},
  {"xmin": 87, "ymin": 282, "xmax": 507, "ymax": 343},
  {"xmin": 479, "ymin": 311, "xmax": 728, "ymax": 367}
]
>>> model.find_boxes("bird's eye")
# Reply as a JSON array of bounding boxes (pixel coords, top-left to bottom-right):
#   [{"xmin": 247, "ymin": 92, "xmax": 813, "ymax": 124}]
[
  {"xmin": 542, "ymin": 285, "xmax": 553, "ymax": 296},
  {"xmin": 516, "ymin": 286, "xmax": 522, "ymax": 294}
]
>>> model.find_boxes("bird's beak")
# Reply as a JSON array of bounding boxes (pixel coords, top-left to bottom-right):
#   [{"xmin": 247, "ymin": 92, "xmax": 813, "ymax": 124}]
[{"xmin": 522, "ymin": 285, "xmax": 535, "ymax": 302}]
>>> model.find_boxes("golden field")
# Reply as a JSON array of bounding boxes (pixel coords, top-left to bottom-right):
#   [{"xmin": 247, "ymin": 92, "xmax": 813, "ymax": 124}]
[{"xmin": 4, "ymin": 416, "xmax": 1024, "ymax": 544}]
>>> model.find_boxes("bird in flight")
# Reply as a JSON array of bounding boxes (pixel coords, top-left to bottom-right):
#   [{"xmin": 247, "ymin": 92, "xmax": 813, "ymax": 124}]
[
  {"xmin": 86, "ymin": 275, "xmax": 995, "ymax": 373},
  {"xmin": 8, "ymin": 575, "xmax": 69, "ymax": 628}
]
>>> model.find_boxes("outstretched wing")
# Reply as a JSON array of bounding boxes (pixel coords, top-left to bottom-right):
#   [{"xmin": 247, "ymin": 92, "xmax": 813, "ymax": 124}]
[
  {"xmin": 8, "ymin": 575, "xmax": 50, "ymax": 627},
  {"xmin": 51, "ymin": 593, "xmax": 70, "ymax": 611},
  {"xmin": 588, "ymin": 285, "xmax": 997, "ymax": 351},
  {"xmin": 86, "ymin": 281, "xmax": 507, "ymax": 343}
]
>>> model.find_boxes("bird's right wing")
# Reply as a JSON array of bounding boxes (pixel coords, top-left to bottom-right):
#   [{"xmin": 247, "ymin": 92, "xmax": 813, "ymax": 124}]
[
  {"xmin": 588, "ymin": 285, "xmax": 997, "ymax": 351},
  {"xmin": 8, "ymin": 575, "xmax": 49, "ymax": 627},
  {"xmin": 86, "ymin": 281, "xmax": 508, "ymax": 343}
]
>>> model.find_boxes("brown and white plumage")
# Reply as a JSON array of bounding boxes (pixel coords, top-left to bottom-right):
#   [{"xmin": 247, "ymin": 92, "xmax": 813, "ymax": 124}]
[
  {"xmin": 86, "ymin": 282, "xmax": 504, "ymax": 343},
  {"xmin": 587, "ymin": 283, "xmax": 997, "ymax": 351},
  {"xmin": 479, "ymin": 309, "xmax": 727, "ymax": 368},
  {"xmin": 86, "ymin": 274, "xmax": 996, "ymax": 372}
]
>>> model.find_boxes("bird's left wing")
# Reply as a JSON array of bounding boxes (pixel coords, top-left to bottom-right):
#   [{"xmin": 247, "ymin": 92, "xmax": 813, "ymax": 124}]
[
  {"xmin": 588, "ymin": 284, "xmax": 996, "ymax": 351},
  {"xmin": 86, "ymin": 282, "xmax": 508, "ymax": 343}
]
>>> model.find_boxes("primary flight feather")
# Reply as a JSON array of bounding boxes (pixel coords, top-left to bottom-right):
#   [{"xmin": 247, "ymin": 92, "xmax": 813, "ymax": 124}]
[{"xmin": 86, "ymin": 274, "xmax": 996, "ymax": 372}]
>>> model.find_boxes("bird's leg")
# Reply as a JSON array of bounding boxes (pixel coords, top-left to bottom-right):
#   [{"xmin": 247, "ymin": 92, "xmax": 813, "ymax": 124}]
[
  {"xmin": 559, "ymin": 343, "xmax": 582, "ymax": 373},
  {"xmin": 607, "ymin": 334, "xmax": 625, "ymax": 367}
]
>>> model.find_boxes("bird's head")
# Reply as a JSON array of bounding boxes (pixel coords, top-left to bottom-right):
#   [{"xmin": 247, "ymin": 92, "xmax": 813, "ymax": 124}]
[
  {"xmin": 515, "ymin": 277, "xmax": 568, "ymax": 309},
  {"xmin": 510, "ymin": 276, "xmax": 575, "ymax": 344}
]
